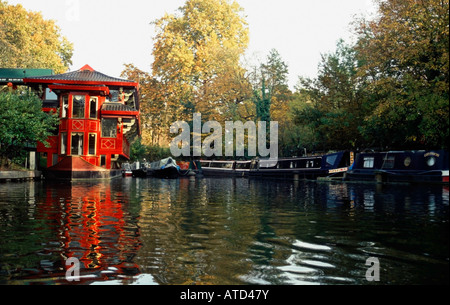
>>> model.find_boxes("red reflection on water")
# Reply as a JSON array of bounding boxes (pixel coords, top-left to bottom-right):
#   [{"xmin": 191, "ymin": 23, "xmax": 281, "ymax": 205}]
[{"xmin": 40, "ymin": 181, "xmax": 141, "ymax": 283}]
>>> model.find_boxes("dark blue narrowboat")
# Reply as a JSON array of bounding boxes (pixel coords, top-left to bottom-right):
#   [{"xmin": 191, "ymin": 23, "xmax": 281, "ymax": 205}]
[
  {"xmin": 345, "ymin": 150, "xmax": 449, "ymax": 184},
  {"xmin": 248, "ymin": 151, "xmax": 353, "ymax": 180}
]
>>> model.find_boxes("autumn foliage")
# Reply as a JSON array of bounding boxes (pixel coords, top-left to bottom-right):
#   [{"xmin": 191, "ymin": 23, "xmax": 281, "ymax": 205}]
[
  {"xmin": 125, "ymin": 0, "xmax": 448, "ymax": 157},
  {"xmin": 0, "ymin": 1, "xmax": 73, "ymax": 74},
  {"xmin": 1, "ymin": 0, "xmax": 448, "ymax": 160}
]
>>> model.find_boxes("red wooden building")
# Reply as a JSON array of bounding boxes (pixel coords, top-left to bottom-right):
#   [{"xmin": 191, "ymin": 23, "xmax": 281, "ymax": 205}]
[{"xmin": 24, "ymin": 65, "xmax": 140, "ymax": 180}]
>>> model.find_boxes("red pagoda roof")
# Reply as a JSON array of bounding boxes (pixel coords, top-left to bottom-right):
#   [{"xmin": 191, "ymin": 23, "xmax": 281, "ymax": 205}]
[{"xmin": 24, "ymin": 64, "xmax": 139, "ymax": 88}]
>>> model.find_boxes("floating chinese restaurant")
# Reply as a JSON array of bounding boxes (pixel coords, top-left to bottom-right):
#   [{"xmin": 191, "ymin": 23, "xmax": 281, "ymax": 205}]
[{"xmin": 23, "ymin": 65, "xmax": 140, "ymax": 180}]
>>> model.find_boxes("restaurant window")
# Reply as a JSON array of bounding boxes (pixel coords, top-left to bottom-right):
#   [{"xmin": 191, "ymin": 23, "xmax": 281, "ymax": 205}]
[
  {"xmin": 102, "ymin": 118, "xmax": 117, "ymax": 138},
  {"xmin": 71, "ymin": 133, "xmax": 84, "ymax": 156},
  {"xmin": 61, "ymin": 96, "xmax": 69, "ymax": 118},
  {"xmin": 363, "ymin": 157, "xmax": 375, "ymax": 168},
  {"xmin": 100, "ymin": 155, "xmax": 106, "ymax": 167},
  {"xmin": 88, "ymin": 134, "xmax": 96, "ymax": 155},
  {"xmin": 52, "ymin": 154, "xmax": 59, "ymax": 166},
  {"xmin": 39, "ymin": 153, "xmax": 47, "ymax": 169},
  {"xmin": 72, "ymin": 95, "xmax": 85, "ymax": 118},
  {"xmin": 90, "ymin": 97, "xmax": 98, "ymax": 119},
  {"xmin": 61, "ymin": 133, "xmax": 67, "ymax": 155},
  {"xmin": 109, "ymin": 90, "xmax": 119, "ymax": 102}
]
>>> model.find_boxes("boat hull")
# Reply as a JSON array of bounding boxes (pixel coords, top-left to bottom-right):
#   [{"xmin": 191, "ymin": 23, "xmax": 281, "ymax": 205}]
[
  {"xmin": 149, "ymin": 166, "xmax": 180, "ymax": 179},
  {"xmin": 346, "ymin": 169, "xmax": 449, "ymax": 184},
  {"xmin": 248, "ymin": 168, "xmax": 327, "ymax": 180}
]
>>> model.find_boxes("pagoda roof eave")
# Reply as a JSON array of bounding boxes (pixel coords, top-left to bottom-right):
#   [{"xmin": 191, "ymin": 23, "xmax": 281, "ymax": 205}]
[
  {"xmin": 24, "ymin": 78, "xmax": 139, "ymax": 89},
  {"xmin": 23, "ymin": 64, "xmax": 139, "ymax": 90},
  {"xmin": 48, "ymin": 84, "xmax": 110, "ymax": 95}
]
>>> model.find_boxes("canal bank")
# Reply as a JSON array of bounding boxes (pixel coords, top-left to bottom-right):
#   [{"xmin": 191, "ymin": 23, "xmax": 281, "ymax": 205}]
[{"xmin": 0, "ymin": 170, "xmax": 42, "ymax": 182}]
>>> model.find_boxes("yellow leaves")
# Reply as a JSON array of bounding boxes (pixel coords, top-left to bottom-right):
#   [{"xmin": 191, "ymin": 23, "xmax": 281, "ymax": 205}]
[
  {"xmin": 0, "ymin": 1, "xmax": 73, "ymax": 74},
  {"xmin": 152, "ymin": 0, "xmax": 249, "ymax": 123}
]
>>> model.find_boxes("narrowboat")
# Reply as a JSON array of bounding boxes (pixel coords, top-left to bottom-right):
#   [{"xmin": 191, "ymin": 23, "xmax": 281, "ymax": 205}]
[
  {"xmin": 23, "ymin": 64, "xmax": 140, "ymax": 180},
  {"xmin": 249, "ymin": 151, "xmax": 353, "ymax": 180},
  {"xmin": 345, "ymin": 150, "xmax": 449, "ymax": 184},
  {"xmin": 132, "ymin": 162, "xmax": 150, "ymax": 178}
]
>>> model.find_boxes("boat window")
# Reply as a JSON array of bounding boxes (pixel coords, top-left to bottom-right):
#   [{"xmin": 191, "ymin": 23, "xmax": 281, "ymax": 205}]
[
  {"xmin": 260, "ymin": 161, "xmax": 277, "ymax": 169},
  {"xmin": 306, "ymin": 160, "xmax": 315, "ymax": 168},
  {"xmin": 225, "ymin": 163, "xmax": 233, "ymax": 169},
  {"xmin": 213, "ymin": 162, "xmax": 233, "ymax": 169},
  {"xmin": 324, "ymin": 154, "xmax": 338, "ymax": 168},
  {"xmin": 279, "ymin": 161, "xmax": 291, "ymax": 169},
  {"xmin": 200, "ymin": 161, "xmax": 210, "ymax": 168},
  {"xmin": 71, "ymin": 133, "xmax": 84, "ymax": 156},
  {"xmin": 363, "ymin": 157, "xmax": 375, "ymax": 168},
  {"xmin": 102, "ymin": 118, "xmax": 117, "ymax": 138},
  {"xmin": 72, "ymin": 95, "xmax": 85, "ymax": 118},
  {"xmin": 426, "ymin": 156, "xmax": 436, "ymax": 167},
  {"xmin": 382, "ymin": 156, "xmax": 395, "ymax": 169},
  {"xmin": 236, "ymin": 162, "xmax": 250, "ymax": 169},
  {"xmin": 295, "ymin": 160, "xmax": 305, "ymax": 168},
  {"xmin": 404, "ymin": 157, "xmax": 412, "ymax": 167}
]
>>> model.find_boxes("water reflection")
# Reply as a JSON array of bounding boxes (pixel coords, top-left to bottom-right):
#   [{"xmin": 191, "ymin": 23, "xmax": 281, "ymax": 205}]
[{"xmin": 0, "ymin": 178, "xmax": 448, "ymax": 285}]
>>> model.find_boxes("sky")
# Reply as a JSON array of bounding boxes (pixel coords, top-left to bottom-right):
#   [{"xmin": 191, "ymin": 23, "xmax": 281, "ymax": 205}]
[{"xmin": 7, "ymin": 0, "xmax": 377, "ymax": 90}]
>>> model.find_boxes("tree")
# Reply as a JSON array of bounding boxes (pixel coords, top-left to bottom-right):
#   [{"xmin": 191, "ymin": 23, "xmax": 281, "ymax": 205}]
[
  {"xmin": 0, "ymin": 91, "xmax": 59, "ymax": 167},
  {"xmin": 0, "ymin": 1, "xmax": 73, "ymax": 74},
  {"xmin": 355, "ymin": 0, "xmax": 449, "ymax": 149},
  {"xmin": 294, "ymin": 40, "xmax": 366, "ymax": 151},
  {"xmin": 292, "ymin": 0, "xmax": 449, "ymax": 151},
  {"xmin": 152, "ymin": 0, "xmax": 249, "ymax": 123},
  {"xmin": 121, "ymin": 64, "xmax": 171, "ymax": 146},
  {"xmin": 251, "ymin": 49, "xmax": 290, "ymax": 123}
]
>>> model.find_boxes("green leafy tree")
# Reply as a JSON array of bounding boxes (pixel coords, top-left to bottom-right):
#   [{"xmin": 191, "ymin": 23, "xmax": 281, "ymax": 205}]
[
  {"xmin": 251, "ymin": 49, "xmax": 290, "ymax": 123},
  {"xmin": 355, "ymin": 0, "xmax": 449, "ymax": 149},
  {"xmin": 293, "ymin": 0, "xmax": 449, "ymax": 151},
  {"xmin": 294, "ymin": 40, "xmax": 366, "ymax": 151},
  {"xmin": 0, "ymin": 91, "xmax": 59, "ymax": 167}
]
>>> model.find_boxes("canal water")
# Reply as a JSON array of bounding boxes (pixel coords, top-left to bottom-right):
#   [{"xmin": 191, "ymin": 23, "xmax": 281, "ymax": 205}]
[{"xmin": 0, "ymin": 177, "xmax": 448, "ymax": 285}]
